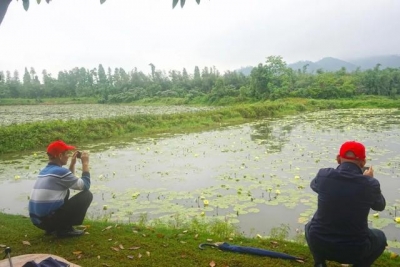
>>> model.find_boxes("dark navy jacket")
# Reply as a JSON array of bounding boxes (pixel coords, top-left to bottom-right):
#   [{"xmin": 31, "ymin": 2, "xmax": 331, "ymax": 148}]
[{"xmin": 308, "ymin": 162, "xmax": 386, "ymax": 245}]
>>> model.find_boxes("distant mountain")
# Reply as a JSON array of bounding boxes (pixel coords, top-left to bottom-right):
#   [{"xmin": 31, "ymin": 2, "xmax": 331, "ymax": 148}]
[
  {"xmin": 288, "ymin": 55, "xmax": 400, "ymax": 73},
  {"xmin": 315, "ymin": 57, "xmax": 358, "ymax": 72},
  {"xmin": 235, "ymin": 66, "xmax": 253, "ymax": 76},
  {"xmin": 349, "ymin": 55, "xmax": 400, "ymax": 70},
  {"xmin": 288, "ymin": 57, "xmax": 358, "ymax": 73},
  {"xmin": 236, "ymin": 55, "xmax": 400, "ymax": 75},
  {"xmin": 286, "ymin": 60, "xmax": 315, "ymax": 72}
]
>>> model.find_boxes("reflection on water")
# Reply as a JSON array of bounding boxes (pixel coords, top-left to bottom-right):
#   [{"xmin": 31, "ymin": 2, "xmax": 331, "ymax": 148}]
[
  {"xmin": 250, "ymin": 119, "xmax": 297, "ymax": 153},
  {"xmin": 1, "ymin": 108, "xmax": 400, "ymax": 250}
]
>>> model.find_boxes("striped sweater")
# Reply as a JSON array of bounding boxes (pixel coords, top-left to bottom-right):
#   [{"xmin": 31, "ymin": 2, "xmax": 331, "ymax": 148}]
[{"xmin": 28, "ymin": 162, "xmax": 91, "ymax": 225}]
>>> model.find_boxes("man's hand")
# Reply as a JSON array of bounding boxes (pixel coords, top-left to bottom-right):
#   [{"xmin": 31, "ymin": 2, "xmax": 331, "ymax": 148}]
[
  {"xmin": 363, "ymin": 165, "xmax": 374, "ymax": 177},
  {"xmin": 81, "ymin": 151, "xmax": 90, "ymax": 173},
  {"xmin": 70, "ymin": 151, "xmax": 78, "ymax": 165},
  {"xmin": 69, "ymin": 151, "xmax": 78, "ymax": 173}
]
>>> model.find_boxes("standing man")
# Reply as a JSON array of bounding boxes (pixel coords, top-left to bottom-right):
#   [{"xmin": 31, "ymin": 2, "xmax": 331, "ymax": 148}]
[
  {"xmin": 305, "ymin": 141, "xmax": 387, "ymax": 267},
  {"xmin": 29, "ymin": 140, "xmax": 93, "ymax": 238}
]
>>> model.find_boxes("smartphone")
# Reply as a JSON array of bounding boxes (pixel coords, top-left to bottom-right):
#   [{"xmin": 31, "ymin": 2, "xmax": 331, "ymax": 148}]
[
  {"xmin": 362, "ymin": 166, "xmax": 369, "ymax": 172},
  {"xmin": 76, "ymin": 151, "xmax": 82, "ymax": 159}
]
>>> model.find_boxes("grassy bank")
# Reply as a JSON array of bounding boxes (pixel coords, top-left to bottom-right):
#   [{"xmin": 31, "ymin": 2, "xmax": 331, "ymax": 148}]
[
  {"xmin": 1, "ymin": 98, "xmax": 400, "ymax": 154},
  {"xmin": 0, "ymin": 213, "xmax": 398, "ymax": 267}
]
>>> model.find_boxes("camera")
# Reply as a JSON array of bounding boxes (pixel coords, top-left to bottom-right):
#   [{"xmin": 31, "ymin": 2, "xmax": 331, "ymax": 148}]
[{"xmin": 76, "ymin": 151, "xmax": 82, "ymax": 159}]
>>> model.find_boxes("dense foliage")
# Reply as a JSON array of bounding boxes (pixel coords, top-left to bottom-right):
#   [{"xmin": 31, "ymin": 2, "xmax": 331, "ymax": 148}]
[{"xmin": 1, "ymin": 56, "xmax": 399, "ymax": 104}]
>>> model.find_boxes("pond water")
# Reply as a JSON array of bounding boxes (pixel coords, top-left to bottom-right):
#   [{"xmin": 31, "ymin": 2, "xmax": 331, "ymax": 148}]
[{"xmin": 1, "ymin": 108, "xmax": 400, "ymax": 250}]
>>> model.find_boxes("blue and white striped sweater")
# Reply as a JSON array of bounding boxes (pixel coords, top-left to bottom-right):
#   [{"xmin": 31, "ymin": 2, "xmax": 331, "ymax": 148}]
[{"xmin": 28, "ymin": 162, "xmax": 90, "ymax": 225}]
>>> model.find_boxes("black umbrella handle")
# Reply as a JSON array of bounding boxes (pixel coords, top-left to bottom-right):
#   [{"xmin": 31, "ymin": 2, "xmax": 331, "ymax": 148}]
[
  {"xmin": 4, "ymin": 247, "xmax": 13, "ymax": 267},
  {"xmin": 199, "ymin": 242, "xmax": 224, "ymax": 250}
]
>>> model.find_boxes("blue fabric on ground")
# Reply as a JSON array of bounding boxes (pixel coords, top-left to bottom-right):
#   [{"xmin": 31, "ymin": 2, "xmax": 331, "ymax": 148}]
[
  {"xmin": 22, "ymin": 257, "xmax": 70, "ymax": 267},
  {"xmin": 218, "ymin": 242, "xmax": 300, "ymax": 260}
]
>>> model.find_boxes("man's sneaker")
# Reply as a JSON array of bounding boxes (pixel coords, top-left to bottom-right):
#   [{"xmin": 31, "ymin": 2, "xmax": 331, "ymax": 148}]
[{"xmin": 56, "ymin": 227, "xmax": 84, "ymax": 238}]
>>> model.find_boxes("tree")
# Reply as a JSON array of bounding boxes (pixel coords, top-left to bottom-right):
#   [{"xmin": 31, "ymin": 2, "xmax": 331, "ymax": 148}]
[
  {"xmin": 149, "ymin": 63, "xmax": 156, "ymax": 79},
  {"xmin": 29, "ymin": 67, "xmax": 36, "ymax": 80},
  {"xmin": 98, "ymin": 64, "xmax": 107, "ymax": 85},
  {"xmin": 0, "ymin": 0, "xmax": 202, "ymax": 27},
  {"xmin": 23, "ymin": 67, "xmax": 31, "ymax": 85},
  {"xmin": 249, "ymin": 56, "xmax": 288, "ymax": 99},
  {"xmin": 7, "ymin": 70, "xmax": 21, "ymax": 98},
  {"xmin": 0, "ymin": 71, "xmax": 7, "ymax": 98},
  {"xmin": 107, "ymin": 67, "xmax": 113, "ymax": 86},
  {"xmin": 249, "ymin": 63, "xmax": 269, "ymax": 99}
]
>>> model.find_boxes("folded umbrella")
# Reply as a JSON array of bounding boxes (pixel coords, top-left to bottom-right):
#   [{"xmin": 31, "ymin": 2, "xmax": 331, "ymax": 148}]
[{"xmin": 199, "ymin": 242, "xmax": 304, "ymax": 262}]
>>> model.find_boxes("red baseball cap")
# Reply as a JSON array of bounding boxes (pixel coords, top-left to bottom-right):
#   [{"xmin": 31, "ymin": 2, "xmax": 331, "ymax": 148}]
[
  {"xmin": 47, "ymin": 140, "xmax": 76, "ymax": 157},
  {"xmin": 339, "ymin": 141, "xmax": 366, "ymax": 160}
]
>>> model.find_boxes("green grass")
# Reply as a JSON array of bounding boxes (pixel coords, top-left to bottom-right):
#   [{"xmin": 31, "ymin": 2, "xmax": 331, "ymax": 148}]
[{"xmin": 1, "ymin": 213, "xmax": 399, "ymax": 267}]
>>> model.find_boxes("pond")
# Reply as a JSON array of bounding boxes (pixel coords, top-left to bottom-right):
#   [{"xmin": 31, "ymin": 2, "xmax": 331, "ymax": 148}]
[{"xmin": 1, "ymin": 108, "xmax": 400, "ymax": 250}]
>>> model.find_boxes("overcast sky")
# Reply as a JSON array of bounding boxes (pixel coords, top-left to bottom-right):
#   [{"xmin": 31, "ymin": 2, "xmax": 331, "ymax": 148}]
[{"xmin": 0, "ymin": 0, "xmax": 399, "ymax": 76}]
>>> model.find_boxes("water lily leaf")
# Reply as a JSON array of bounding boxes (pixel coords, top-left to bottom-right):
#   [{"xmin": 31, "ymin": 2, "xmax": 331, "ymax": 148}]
[
  {"xmin": 370, "ymin": 217, "xmax": 393, "ymax": 229},
  {"xmin": 388, "ymin": 240, "xmax": 400, "ymax": 249},
  {"xmin": 298, "ymin": 217, "xmax": 309, "ymax": 224},
  {"xmin": 247, "ymin": 208, "xmax": 260, "ymax": 213}
]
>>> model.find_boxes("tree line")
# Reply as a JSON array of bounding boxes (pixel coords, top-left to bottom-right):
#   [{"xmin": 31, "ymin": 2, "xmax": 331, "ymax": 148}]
[{"xmin": 1, "ymin": 56, "xmax": 400, "ymax": 104}]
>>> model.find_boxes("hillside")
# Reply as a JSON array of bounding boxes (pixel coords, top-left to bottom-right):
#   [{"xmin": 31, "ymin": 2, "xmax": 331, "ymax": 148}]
[
  {"xmin": 236, "ymin": 55, "xmax": 400, "ymax": 75},
  {"xmin": 288, "ymin": 55, "xmax": 400, "ymax": 73}
]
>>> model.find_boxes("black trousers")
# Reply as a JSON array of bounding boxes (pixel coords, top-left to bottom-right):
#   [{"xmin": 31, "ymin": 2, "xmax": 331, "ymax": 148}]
[
  {"xmin": 305, "ymin": 222, "xmax": 387, "ymax": 267},
  {"xmin": 37, "ymin": 190, "xmax": 93, "ymax": 232}
]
